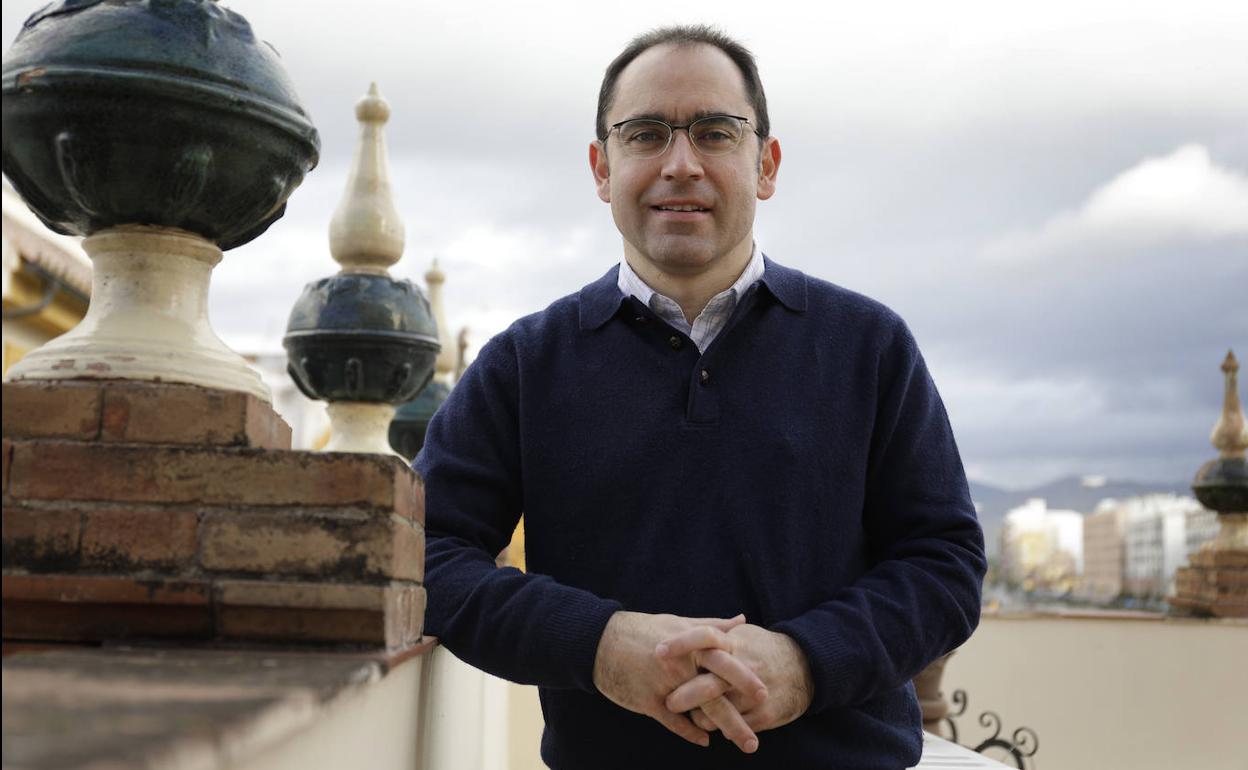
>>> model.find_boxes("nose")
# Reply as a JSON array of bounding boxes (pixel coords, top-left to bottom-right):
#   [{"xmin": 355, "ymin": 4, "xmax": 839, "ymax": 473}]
[{"xmin": 661, "ymin": 129, "xmax": 704, "ymax": 181}]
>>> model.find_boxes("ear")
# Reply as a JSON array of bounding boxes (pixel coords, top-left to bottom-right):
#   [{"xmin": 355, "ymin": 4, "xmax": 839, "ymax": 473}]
[
  {"xmin": 756, "ymin": 136, "xmax": 781, "ymax": 201},
  {"xmin": 589, "ymin": 140, "xmax": 611, "ymax": 203}
]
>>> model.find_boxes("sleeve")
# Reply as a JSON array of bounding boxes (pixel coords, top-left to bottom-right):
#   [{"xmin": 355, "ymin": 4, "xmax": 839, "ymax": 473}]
[
  {"xmin": 414, "ymin": 331, "xmax": 622, "ymax": 692},
  {"xmin": 770, "ymin": 320, "xmax": 986, "ymax": 713}
]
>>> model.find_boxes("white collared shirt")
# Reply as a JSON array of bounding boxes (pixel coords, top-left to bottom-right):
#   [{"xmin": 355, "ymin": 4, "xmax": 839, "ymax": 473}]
[{"xmin": 617, "ymin": 246, "xmax": 764, "ymax": 353}]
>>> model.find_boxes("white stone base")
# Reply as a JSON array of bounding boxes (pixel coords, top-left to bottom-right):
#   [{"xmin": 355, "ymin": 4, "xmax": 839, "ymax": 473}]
[
  {"xmin": 1210, "ymin": 512, "xmax": 1248, "ymax": 551},
  {"xmin": 3, "ymin": 225, "xmax": 270, "ymax": 403},
  {"xmin": 324, "ymin": 402, "xmax": 399, "ymax": 456}
]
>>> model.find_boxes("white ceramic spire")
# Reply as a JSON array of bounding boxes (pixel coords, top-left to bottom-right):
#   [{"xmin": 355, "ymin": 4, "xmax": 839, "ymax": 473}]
[
  {"xmin": 425, "ymin": 258, "xmax": 455, "ymax": 382},
  {"xmin": 321, "ymin": 83, "xmax": 405, "ymax": 456},
  {"xmin": 329, "ymin": 82, "xmax": 404, "ymax": 275},
  {"xmin": 1212, "ymin": 350, "xmax": 1247, "ymax": 460}
]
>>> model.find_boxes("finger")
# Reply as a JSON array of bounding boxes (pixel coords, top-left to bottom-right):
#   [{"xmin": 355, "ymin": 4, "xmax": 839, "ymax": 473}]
[
  {"xmin": 743, "ymin": 706, "xmax": 775, "ymax": 733},
  {"xmin": 652, "ymin": 709, "xmax": 710, "ymax": 748},
  {"xmin": 685, "ymin": 614, "xmax": 747, "ymax": 632},
  {"xmin": 701, "ymin": 695, "xmax": 759, "ymax": 754},
  {"xmin": 655, "ymin": 626, "xmax": 732, "ymax": 660},
  {"xmin": 692, "ymin": 708, "xmax": 718, "ymax": 732},
  {"xmin": 665, "ymin": 672, "xmax": 730, "ymax": 713},
  {"xmin": 696, "ymin": 648, "xmax": 768, "ymax": 707}
]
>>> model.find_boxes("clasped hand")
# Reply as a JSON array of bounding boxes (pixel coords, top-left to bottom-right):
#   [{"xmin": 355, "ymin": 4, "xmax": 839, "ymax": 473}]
[{"xmin": 592, "ymin": 611, "xmax": 813, "ymax": 754}]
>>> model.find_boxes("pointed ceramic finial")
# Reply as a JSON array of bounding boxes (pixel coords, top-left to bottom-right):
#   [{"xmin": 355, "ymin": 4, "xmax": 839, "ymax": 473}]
[
  {"xmin": 1212, "ymin": 350, "xmax": 1247, "ymax": 459},
  {"xmin": 329, "ymin": 82, "xmax": 404, "ymax": 274},
  {"xmin": 425, "ymin": 257, "xmax": 456, "ymax": 380},
  {"xmin": 455, "ymin": 325, "xmax": 470, "ymax": 383}
]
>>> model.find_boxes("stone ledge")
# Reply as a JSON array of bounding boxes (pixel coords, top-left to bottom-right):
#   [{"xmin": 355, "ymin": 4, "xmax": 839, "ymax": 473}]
[{"xmin": 1, "ymin": 645, "xmax": 433, "ymax": 770}]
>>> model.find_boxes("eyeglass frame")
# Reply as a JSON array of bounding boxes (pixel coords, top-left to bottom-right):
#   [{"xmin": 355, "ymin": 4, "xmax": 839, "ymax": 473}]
[{"xmin": 604, "ymin": 114, "xmax": 764, "ymax": 159}]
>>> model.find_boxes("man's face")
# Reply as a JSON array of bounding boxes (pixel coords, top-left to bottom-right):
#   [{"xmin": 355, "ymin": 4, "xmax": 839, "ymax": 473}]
[{"xmin": 590, "ymin": 43, "xmax": 780, "ymax": 278}]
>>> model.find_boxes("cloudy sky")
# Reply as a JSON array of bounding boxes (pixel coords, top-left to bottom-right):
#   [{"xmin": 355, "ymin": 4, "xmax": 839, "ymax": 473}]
[{"xmin": 4, "ymin": 0, "xmax": 1245, "ymax": 489}]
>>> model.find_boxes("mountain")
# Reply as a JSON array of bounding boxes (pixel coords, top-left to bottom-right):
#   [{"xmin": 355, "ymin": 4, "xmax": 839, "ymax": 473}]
[{"xmin": 967, "ymin": 475, "xmax": 1194, "ymax": 558}]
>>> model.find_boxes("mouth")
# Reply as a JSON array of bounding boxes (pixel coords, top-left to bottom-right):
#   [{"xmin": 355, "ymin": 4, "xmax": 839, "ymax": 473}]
[{"xmin": 652, "ymin": 204, "xmax": 711, "ymax": 212}]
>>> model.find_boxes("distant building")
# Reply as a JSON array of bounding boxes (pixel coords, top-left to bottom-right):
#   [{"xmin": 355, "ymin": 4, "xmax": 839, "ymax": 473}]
[
  {"xmin": 1000, "ymin": 498, "xmax": 1084, "ymax": 593},
  {"xmin": 1185, "ymin": 506, "xmax": 1220, "ymax": 559},
  {"xmin": 2, "ymin": 182, "xmax": 91, "ymax": 374},
  {"xmin": 1103, "ymin": 495, "xmax": 1208, "ymax": 600},
  {"xmin": 1079, "ymin": 494, "xmax": 1219, "ymax": 604},
  {"xmin": 1079, "ymin": 500, "xmax": 1128, "ymax": 602}
]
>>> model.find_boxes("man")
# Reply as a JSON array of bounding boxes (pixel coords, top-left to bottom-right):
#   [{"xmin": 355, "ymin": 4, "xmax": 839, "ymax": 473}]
[{"xmin": 416, "ymin": 25, "xmax": 986, "ymax": 769}]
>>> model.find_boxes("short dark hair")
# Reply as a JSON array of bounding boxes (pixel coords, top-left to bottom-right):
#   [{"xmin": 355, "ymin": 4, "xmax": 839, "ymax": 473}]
[{"xmin": 595, "ymin": 25, "xmax": 770, "ymax": 143}]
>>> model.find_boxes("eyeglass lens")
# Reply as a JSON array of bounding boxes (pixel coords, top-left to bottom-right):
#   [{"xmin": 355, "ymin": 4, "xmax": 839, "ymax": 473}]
[{"xmin": 616, "ymin": 116, "xmax": 746, "ymax": 158}]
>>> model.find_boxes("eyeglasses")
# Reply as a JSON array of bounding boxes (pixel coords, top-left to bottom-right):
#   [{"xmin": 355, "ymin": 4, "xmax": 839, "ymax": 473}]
[{"xmin": 606, "ymin": 114, "xmax": 760, "ymax": 159}]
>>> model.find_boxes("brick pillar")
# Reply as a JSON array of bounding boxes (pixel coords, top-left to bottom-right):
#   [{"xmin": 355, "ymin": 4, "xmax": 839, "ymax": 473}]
[{"xmin": 2, "ymin": 380, "xmax": 426, "ymax": 650}]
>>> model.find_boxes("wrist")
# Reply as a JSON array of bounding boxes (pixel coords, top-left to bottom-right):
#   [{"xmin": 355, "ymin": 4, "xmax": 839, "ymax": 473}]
[
  {"xmin": 592, "ymin": 610, "xmax": 629, "ymax": 694},
  {"xmin": 777, "ymin": 631, "xmax": 814, "ymax": 709}
]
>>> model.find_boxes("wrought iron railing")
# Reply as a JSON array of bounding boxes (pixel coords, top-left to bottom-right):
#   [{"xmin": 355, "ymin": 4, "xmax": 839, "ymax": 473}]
[{"xmin": 940, "ymin": 690, "xmax": 1040, "ymax": 770}]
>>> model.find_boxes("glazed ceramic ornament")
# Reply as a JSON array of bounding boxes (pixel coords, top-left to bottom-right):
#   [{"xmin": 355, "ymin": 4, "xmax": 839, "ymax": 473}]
[
  {"xmin": 1192, "ymin": 351, "xmax": 1248, "ymax": 550},
  {"xmin": 1, "ymin": 0, "xmax": 320, "ymax": 401},
  {"xmin": 284, "ymin": 84, "xmax": 440, "ymax": 455}
]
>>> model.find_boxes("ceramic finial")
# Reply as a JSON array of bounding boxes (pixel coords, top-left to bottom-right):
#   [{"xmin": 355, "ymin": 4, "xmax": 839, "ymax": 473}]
[
  {"xmin": 425, "ymin": 257, "xmax": 455, "ymax": 380},
  {"xmin": 1212, "ymin": 350, "xmax": 1247, "ymax": 459},
  {"xmin": 455, "ymin": 325, "xmax": 471, "ymax": 383},
  {"xmin": 329, "ymin": 82, "xmax": 404, "ymax": 274}
]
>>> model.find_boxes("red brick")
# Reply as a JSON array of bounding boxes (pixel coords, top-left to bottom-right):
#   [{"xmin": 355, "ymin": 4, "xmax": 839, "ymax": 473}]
[
  {"xmin": 218, "ymin": 606, "xmax": 385, "ymax": 645},
  {"xmin": 3, "ymin": 601, "xmax": 213, "ymax": 641},
  {"xmin": 401, "ymin": 472, "xmax": 425, "ymax": 525},
  {"xmin": 216, "ymin": 580, "xmax": 424, "ymax": 647},
  {"xmin": 1, "ymin": 573, "xmax": 210, "ymax": 605},
  {"xmin": 8, "ymin": 442, "xmax": 414, "ymax": 511},
  {"xmin": 2, "ymin": 438, "xmax": 11, "ymax": 493},
  {"xmin": 389, "ymin": 584, "xmax": 426, "ymax": 648},
  {"xmin": 100, "ymin": 382, "xmax": 290, "ymax": 450},
  {"xmin": 2, "ymin": 574, "xmax": 212, "ymax": 642},
  {"xmin": 199, "ymin": 512, "xmax": 422, "ymax": 581},
  {"xmin": 1, "ymin": 382, "xmax": 101, "ymax": 441},
  {"xmin": 80, "ymin": 509, "xmax": 198, "ymax": 571},
  {"xmin": 219, "ymin": 580, "xmax": 388, "ymax": 610},
  {"xmin": 1210, "ymin": 599, "xmax": 1248, "ymax": 618},
  {"xmin": 2, "ymin": 641, "xmax": 93, "ymax": 657},
  {"xmin": 1190, "ymin": 549, "xmax": 1248, "ymax": 569},
  {"xmin": 1, "ymin": 506, "xmax": 81, "ymax": 571}
]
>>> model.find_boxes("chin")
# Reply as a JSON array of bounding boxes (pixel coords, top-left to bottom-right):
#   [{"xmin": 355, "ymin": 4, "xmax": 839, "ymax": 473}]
[{"xmin": 642, "ymin": 241, "xmax": 720, "ymax": 273}]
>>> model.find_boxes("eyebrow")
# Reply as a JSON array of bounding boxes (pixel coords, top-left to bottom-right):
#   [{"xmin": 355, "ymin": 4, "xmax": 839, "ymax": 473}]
[{"xmin": 616, "ymin": 110, "xmax": 742, "ymax": 125}]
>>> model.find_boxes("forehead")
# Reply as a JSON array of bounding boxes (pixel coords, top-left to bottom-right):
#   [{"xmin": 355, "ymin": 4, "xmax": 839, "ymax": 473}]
[{"xmin": 609, "ymin": 43, "xmax": 752, "ymax": 123}]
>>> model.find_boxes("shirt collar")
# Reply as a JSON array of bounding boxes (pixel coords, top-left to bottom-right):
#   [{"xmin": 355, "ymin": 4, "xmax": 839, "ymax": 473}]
[
  {"xmin": 579, "ymin": 249, "xmax": 806, "ymax": 330},
  {"xmin": 616, "ymin": 244, "xmax": 764, "ymax": 309}
]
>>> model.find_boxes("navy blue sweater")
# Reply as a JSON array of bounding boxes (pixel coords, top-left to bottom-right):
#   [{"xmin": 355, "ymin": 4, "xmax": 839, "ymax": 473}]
[{"xmin": 416, "ymin": 258, "xmax": 986, "ymax": 769}]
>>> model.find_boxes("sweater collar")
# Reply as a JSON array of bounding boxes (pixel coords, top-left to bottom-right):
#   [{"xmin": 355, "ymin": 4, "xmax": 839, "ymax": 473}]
[
  {"xmin": 757, "ymin": 255, "xmax": 808, "ymax": 314},
  {"xmin": 578, "ymin": 253, "xmax": 807, "ymax": 330}
]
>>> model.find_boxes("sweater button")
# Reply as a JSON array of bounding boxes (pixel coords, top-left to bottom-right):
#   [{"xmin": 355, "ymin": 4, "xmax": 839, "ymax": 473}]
[
  {"xmin": 634, "ymin": 315, "xmax": 647, "ymax": 324},
  {"xmin": 668, "ymin": 336, "xmax": 683, "ymax": 350},
  {"xmin": 700, "ymin": 369, "xmax": 710, "ymax": 385}
]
